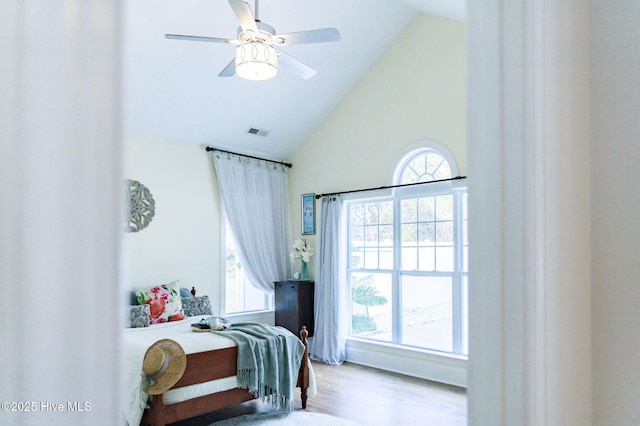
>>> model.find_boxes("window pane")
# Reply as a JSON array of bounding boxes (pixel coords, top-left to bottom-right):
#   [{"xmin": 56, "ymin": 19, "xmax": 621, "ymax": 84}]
[
  {"xmin": 400, "ymin": 275, "xmax": 452, "ymax": 352},
  {"xmin": 462, "ymin": 275, "xmax": 468, "ymax": 356},
  {"xmin": 435, "ymin": 247, "xmax": 454, "ymax": 271},
  {"xmin": 380, "ymin": 224, "xmax": 393, "ymax": 242},
  {"xmin": 379, "ymin": 246, "xmax": 394, "ymax": 269},
  {"xmin": 462, "ymin": 192, "xmax": 469, "ymax": 272},
  {"xmin": 380, "ymin": 202, "xmax": 393, "ymax": 224},
  {"xmin": 430, "ymin": 156, "xmax": 452, "ymax": 181},
  {"xmin": 350, "ymin": 272, "xmax": 392, "ymax": 342},
  {"xmin": 401, "ymin": 222, "xmax": 417, "ymax": 270},
  {"xmin": 365, "ymin": 204, "xmax": 380, "ymax": 224},
  {"xmin": 402, "ymin": 247, "xmax": 418, "ymax": 270},
  {"xmin": 401, "ymin": 223, "xmax": 417, "ymax": 244},
  {"xmin": 363, "ymin": 248, "xmax": 379, "ymax": 269},
  {"xmin": 351, "ymin": 223, "xmax": 364, "ymax": 243},
  {"xmin": 365, "ymin": 225, "xmax": 379, "ymax": 246},
  {"xmin": 435, "ymin": 195, "xmax": 453, "ymax": 220},
  {"xmin": 418, "ymin": 223, "xmax": 435, "ymax": 244},
  {"xmin": 351, "ymin": 247, "xmax": 364, "ymax": 269},
  {"xmin": 426, "ymin": 154, "xmax": 444, "ymax": 176},
  {"xmin": 225, "ymin": 260, "xmax": 269, "ymax": 313},
  {"xmin": 436, "ymin": 221, "xmax": 454, "ymax": 242},
  {"xmin": 401, "ymin": 198, "xmax": 417, "ymax": 222},
  {"xmin": 350, "ymin": 201, "xmax": 393, "ymax": 271},
  {"xmin": 411, "ymin": 153, "xmax": 427, "ymax": 178},
  {"xmin": 418, "ymin": 197, "xmax": 435, "ymax": 221},
  {"xmin": 350, "ymin": 204, "xmax": 364, "ymax": 226},
  {"xmin": 418, "ymin": 247, "xmax": 435, "ymax": 271},
  {"xmin": 225, "ymin": 221, "xmax": 269, "ymax": 313}
]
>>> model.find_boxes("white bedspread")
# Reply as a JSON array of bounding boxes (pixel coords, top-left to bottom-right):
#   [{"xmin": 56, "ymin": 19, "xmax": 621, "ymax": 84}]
[
  {"xmin": 123, "ymin": 316, "xmax": 236, "ymax": 426},
  {"xmin": 122, "ymin": 317, "xmax": 316, "ymax": 426}
]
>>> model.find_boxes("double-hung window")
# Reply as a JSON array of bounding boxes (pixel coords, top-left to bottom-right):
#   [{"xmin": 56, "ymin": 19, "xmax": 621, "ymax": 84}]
[
  {"xmin": 223, "ymin": 216, "xmax": 272, "ymax": 314},
  {"xmin": 347, "ymin": 147, "xmax": 468, "ymax": 356}
]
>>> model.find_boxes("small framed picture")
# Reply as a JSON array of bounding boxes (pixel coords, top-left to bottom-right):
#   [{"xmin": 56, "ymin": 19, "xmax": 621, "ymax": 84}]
[{"xmin": 301, "ymin": 193, "xmax": 316, "ymax": 235}]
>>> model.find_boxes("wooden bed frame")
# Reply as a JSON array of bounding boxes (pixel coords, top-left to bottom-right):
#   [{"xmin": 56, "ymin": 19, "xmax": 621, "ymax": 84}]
[{"xmin": 142, "ymin": 326, "xmax": 310, "ymax": 426}]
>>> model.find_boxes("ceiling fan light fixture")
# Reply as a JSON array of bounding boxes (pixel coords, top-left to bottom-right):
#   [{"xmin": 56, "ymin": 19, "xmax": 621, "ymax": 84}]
[{"xmin": 235, "ymin": 42, "xmax": 278, "ymax": 80}]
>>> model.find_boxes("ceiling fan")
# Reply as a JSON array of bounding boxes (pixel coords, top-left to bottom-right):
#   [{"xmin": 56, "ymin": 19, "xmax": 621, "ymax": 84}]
[{"xmin": 165, "ymin": 0, "xmax": 341, "ymax": 80}]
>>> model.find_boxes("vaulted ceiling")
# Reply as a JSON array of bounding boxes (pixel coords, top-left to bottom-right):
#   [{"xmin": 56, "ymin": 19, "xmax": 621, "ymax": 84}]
[{"xmin": 123, "ymin": 0, "xmax": 464, "ymax": 159}]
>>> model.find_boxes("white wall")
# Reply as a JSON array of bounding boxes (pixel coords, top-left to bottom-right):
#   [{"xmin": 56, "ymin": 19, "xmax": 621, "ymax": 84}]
[
  {"xmin": 590, "ymin": 1, "xmax": 640, "ymax": 424},
  {"xmin": 125, "ymin": 134, "xmax": 223, "ymax": 311},
  {"xmin": 289, "ymin": 13, "xmax": 466, "ymax": 268},
  {"xmin": 288, "ymin": 14, "xmax": 467, "ymax": 385}
]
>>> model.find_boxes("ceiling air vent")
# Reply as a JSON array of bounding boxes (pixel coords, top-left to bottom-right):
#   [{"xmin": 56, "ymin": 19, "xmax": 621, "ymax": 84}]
[{"xmin": 246, "ymin": 127, "xmax": 270, "ymax": 137}]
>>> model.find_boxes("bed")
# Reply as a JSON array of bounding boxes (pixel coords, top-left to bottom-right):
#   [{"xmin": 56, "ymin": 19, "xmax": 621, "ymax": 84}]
[{"xmin": 123, "ymin": 314, "xmax": 313, "ymax": 426}]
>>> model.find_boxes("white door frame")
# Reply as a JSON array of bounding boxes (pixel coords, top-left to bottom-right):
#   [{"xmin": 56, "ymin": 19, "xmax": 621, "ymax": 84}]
[
  {"xmin": 0, "ymin": 2, "xmax": 123, "ymax": 424},
  {"xmin": 467, "ymin": 1, "xmax": 591, "ymax": 425},
  {"xmin": 1, "ymin": 0, "xmax": 593, "ymax": 424}
]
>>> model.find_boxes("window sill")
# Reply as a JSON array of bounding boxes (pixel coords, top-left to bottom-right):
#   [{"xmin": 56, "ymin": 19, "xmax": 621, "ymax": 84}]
[
  {"xmin": 345, "ymin": 337, "xmax": 467, "ymax": 387},
  {"xmin": 224, "ymin": 309, "xmax": 274, "ymax": 324},
  {"xmin": 347, "ymin": 337, "xmax": 467, "ymax": 362}
]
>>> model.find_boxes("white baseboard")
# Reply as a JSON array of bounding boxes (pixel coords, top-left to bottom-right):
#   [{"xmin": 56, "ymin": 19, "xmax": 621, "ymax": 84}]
[{"xmin": 344, "ymin": 338, "xmax": 467, "ymax": 388}]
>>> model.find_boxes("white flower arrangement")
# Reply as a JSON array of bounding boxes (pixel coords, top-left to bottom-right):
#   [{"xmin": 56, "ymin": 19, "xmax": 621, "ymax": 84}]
[{"xmin": 290, "ymin": 238, "xmax": 314, "ymax": 263}]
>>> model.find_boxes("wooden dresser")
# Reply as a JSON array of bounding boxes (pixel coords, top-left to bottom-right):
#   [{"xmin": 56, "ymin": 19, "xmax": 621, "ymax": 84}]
[{"xmin": 274, "ymin": 280, "xmax": 314, "ymax": 337}]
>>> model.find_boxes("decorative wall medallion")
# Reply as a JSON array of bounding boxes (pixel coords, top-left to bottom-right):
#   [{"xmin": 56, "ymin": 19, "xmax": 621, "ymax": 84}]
[{"xmin": 126, "ymin": 179, "xmax": 155, "ymax": 233}]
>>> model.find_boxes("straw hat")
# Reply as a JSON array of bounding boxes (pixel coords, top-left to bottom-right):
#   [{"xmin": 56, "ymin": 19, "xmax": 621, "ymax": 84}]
[{"xmin": 142, "ymin": 339, "xmax": 187, "ymax": 395}]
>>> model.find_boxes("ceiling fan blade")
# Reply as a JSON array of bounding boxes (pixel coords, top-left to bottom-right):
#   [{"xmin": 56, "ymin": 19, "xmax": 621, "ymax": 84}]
[
  {"xmin": 276, "ymin": 28, "xmax": 341, "ymax": 45},
  {"xmin": 165, "ymin": 34, "xmax": 235, "ymax": 44},
  {"xmin": 278, "ymin": 51, "xmax": 317, "ymax": 79},
  {"xmin": 219, "ymin": 59, "xmax": 236, "ymax": 77},
  {"xmin": 228, "ymin": 0, "xmax": 258, "ymax": 33}
]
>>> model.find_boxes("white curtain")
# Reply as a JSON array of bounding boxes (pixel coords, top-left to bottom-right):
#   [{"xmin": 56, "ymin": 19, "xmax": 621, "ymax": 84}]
[
  {"xmin": 212, "ymin": 153, "xmax": 291, "ymax": 294},
  {"xmin": 310, "ymin": 195, "xmax": 348, "ymax": 364}
]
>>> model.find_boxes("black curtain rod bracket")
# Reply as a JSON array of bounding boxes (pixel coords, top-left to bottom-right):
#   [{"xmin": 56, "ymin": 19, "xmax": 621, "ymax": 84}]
[
  {"xmin": 315, "ymin": 176, "xmax": 466, "ymax": 199},
  {"xmin": 205, "ymin": 146, "xmax": 292, "ymax": 168}
]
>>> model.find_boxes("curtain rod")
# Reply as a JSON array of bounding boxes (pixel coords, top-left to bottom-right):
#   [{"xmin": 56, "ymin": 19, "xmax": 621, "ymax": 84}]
[
  {"xmin": 205, "ymin": 146, "xmax": 292, "ymax": 168},
  {"xmin": 315, "ymin": 176, "xmax": 467, "ymax": 199}
]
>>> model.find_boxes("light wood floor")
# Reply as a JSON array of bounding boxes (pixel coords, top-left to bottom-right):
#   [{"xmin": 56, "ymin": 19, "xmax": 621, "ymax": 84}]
[{"xmin": 167, "ymin": 361, "xmax": 467, "ymax": 426}]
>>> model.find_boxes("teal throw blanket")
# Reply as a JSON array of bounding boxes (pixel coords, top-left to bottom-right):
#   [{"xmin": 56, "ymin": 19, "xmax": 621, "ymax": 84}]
[{"xmin": 211, "ymin": 323, "xmax": 305, "ymax": 412}]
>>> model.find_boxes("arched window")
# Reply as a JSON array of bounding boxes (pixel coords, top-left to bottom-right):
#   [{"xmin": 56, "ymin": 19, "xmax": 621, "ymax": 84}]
[
  {"xmin": 397, "ymin": 149, "xmax": 453, "ymax": 184},
  {"xmin": 346, "ymin": 145, "xmax": 468, "ymax": 356}
]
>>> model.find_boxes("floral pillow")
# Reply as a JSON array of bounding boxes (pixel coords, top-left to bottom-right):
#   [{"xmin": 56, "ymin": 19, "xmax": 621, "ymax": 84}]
[
  {"xmin": 125, "ymin": 304, "xmax": 150, "ymax": 328},
  {"xmin": 181, "ymin": 295, "xmax": 212, "ymax": 317},
  {"xmin": 135, "ymin": 281, "xmax": 185, "ymax": 324}
]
